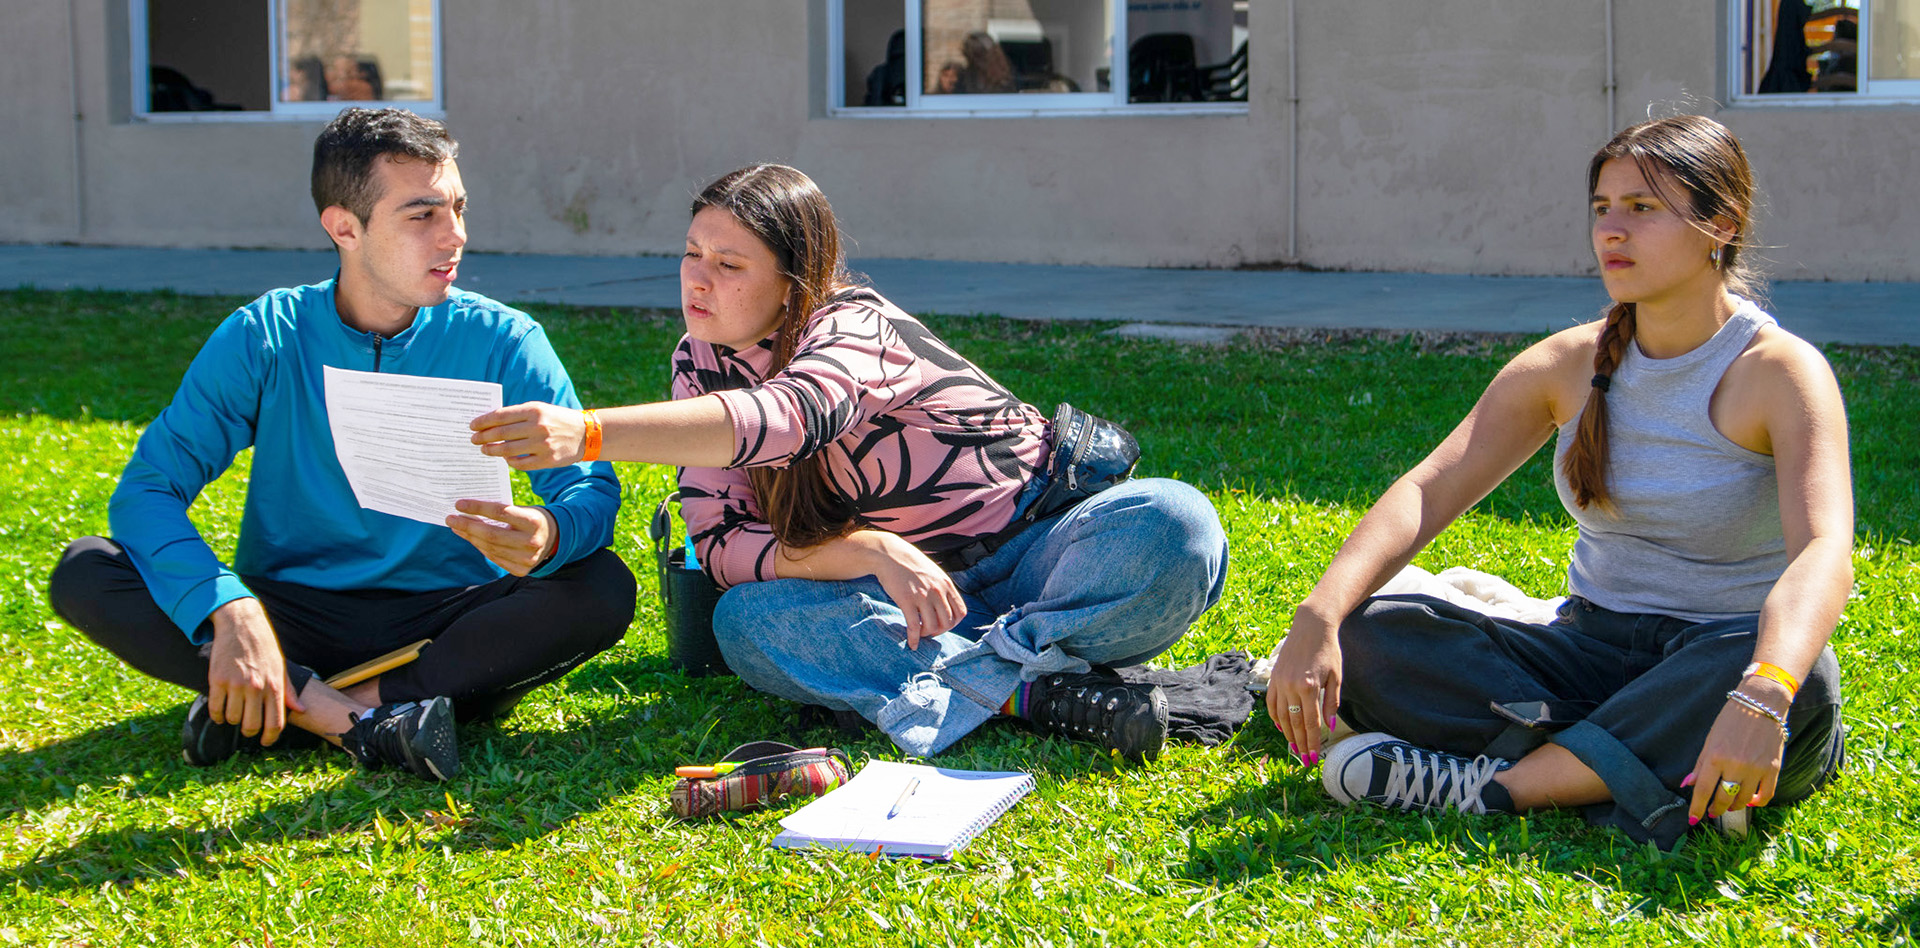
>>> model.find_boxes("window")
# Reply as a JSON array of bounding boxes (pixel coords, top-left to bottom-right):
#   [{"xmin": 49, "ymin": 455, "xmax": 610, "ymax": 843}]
[
  {"xmin": 832, "ymin": 0, "xmax": 1249, "ymax": 115},
  {"xmin": 1734, "ymin": 0, "xmax": 1920, "ymax": 100},
  {"xmin": 133, "ymin": 0, "xmax": 441, "ymax": 119}
]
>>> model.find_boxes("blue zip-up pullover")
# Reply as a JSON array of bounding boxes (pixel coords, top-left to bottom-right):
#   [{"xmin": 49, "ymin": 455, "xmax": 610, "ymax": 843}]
[{"xmin": 108, "ymin": 279, "xmax": 620, "ymax": 643}]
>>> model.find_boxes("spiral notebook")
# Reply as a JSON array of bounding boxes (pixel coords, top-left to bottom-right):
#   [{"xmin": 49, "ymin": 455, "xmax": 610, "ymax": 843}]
[{"xmin": 771, "ymin": 760, "xmax": 1034, "ymax": 860}]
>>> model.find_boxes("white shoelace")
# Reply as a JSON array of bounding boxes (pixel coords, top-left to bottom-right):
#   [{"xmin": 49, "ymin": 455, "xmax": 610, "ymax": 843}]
[{"xmin": 1381, "ymin": 746, "xmax": 1505, "ymax": 814}]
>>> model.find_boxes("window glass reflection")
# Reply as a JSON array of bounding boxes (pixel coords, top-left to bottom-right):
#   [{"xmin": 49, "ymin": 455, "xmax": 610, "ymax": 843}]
[
  {"xmin": 1126, "ymin": 0, "xmax": 1246, "ymax": 101},
  {"xmin": 283, "ymin": 0, "xmax": 436, "ymax": 103},
  {"xmin": 845, "ymin": 0, "xmax": 908, "ymax": 105},
  {"xmin": 1750, "ymin": 1, "xmax": 1857, "ymax": 93},
  {"xmin": 835, "ymin": 0, "xmax": 1250, "ymax": 108},
  {"xmin": 147, "ymin": 0, "xmax": 270, "ymax": 111},
  {"xmin": 1870, "ymin": 0, "xmax": 1920, "ymax": 79},
  {"xmin": 921, "ymin": 1, "xmax": 1112, "ymax": 96}
]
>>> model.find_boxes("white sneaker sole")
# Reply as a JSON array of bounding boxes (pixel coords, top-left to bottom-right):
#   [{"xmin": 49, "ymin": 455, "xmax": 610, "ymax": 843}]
[{"xmin": 1715, "ymin": 807, "xmax": 1750, "ymax": 839}]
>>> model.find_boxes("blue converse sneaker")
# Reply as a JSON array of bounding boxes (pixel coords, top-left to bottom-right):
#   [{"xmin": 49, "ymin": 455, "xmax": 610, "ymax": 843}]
[
  {"xmin": 1323, "ymin": 732, "xmax": 1511, "ymax": 814},
  {"xmin": 342, "ymin": 697, "xmax": 459, "ymax": 781}
]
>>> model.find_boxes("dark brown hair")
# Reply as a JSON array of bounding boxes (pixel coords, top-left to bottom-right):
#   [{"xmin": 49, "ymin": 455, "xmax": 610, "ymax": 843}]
[
  {"xmin": 692, "ymin": 164, "xmax": 859, "ymax": 548},
  {"xmin": 1563, "ymin": 114, "xmax": 1758, "ymax": 510},
  {"xmin": 311, "ymin": 107, "xmax": 457, "ymax": 226},
  {"xmin": 960, "ymin": 32, "xmax": 1016, "ymax": 93}
]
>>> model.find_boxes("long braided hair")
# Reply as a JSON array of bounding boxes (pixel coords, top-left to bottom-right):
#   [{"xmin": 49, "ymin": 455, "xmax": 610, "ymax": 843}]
[
  {"xmin": 691, "ymin": 165, "xmax": 861, "ymax": 548},
  {"xmin": 1562, "ymin": 116, "xmax": 1760, "ymax": 511}
]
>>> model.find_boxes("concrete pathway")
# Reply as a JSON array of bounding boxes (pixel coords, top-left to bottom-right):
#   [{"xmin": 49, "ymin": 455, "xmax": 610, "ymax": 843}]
[{"xmin": 2, "ymin": 244, "xmax": 1913, "ymax": 345}]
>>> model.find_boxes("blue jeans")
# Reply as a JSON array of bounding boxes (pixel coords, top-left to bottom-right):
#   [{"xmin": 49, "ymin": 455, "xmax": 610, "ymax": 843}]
[{"xmin": 711, "ymin": 478, "xmax": 1229, "ymax": 756}]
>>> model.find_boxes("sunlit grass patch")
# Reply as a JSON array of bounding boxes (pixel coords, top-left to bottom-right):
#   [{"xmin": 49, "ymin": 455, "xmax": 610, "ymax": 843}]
[{"xmin": 1, "ymin": 289, "xmax": 1915, "ymax": 946}]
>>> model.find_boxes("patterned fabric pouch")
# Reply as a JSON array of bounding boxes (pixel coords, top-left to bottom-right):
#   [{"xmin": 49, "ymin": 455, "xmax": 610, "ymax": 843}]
[{"xmin": 669, "ymin": 741, "xmax": 852, "ymax": 819}]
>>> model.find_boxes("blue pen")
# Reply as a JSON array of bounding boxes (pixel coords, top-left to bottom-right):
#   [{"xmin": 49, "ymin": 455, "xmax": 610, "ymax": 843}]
[{"xmin": 684, "ymin": 536, "xmax": 700, "ymax": 571}]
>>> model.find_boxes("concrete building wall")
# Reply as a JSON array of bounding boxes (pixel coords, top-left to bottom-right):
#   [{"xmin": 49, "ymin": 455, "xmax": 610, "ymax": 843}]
[
  {"xmin": 1293, "ymin": 0, "xmax": 1613, "ymax": 276},
  {"xmin": 1, "ymin": 2, "xmax": 88, "ymax": 243},
  {"xmin": 3, "ymin": 0, "xmax": 1916, "ymax": 280}
]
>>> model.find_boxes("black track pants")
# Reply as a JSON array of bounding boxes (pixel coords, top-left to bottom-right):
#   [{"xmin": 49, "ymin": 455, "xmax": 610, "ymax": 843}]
[{"xmin": 49, "ymin": 536, "xmax": 637, "ymax": 722}]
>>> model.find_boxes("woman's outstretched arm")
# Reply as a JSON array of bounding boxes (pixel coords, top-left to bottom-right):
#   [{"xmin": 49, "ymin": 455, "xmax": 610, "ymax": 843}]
[
  {"xmin": 474, "ymin": 396, "xmax": 967, "ymax": 648},
  {"xmin": 1268, "ymin": 332, "xmax": 1579, "ymax": 763},
  {"xmin": 470, "ymin": 395, "xmax": 737, "ymax": 469}
]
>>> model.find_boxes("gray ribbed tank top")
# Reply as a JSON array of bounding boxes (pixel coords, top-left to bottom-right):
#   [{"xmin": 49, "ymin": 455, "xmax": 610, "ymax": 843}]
[{"xmin": 1552, "ymin": 299, "xmax": 1785, "ymax": 620}]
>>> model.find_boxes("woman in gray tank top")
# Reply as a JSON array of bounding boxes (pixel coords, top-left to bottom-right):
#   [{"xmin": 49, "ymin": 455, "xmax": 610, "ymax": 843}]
[{"xmin": 1264, "ymin": 115, "xmax": 1850, "ymax": 850}]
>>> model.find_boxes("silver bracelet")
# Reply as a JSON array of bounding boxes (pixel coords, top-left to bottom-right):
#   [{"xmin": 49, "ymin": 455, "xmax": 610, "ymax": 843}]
[{"xmin": 1726, "ymin": 688, "xmax": 1791, "ymax": 741}]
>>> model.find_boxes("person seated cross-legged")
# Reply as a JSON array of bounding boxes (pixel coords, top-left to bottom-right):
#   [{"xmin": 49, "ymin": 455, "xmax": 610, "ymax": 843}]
[
  {"xmin": 47, "ymin": 108, "xmax": 636, "ymax": 780},
  {"xmin": 1266, "ymin": 117, "xmax": 1847, "ymax": 848},
  {"xmin": 471, "ymin": 165, "xmax": 1229, "ymax": 761}
]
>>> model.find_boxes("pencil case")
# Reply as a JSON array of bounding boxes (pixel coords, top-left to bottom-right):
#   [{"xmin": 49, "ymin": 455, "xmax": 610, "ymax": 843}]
[{"xmin": 669, "ymin": 741, "xmax": 852, "ymax": 819}]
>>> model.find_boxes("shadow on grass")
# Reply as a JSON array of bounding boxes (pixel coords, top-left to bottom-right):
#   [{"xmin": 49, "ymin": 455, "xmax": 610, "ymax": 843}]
[
  {"xmin": 1871, "ymin": 898, "xmax": 1920, "ymax": 941},
  {"xmin": 0, "ymin": 708, "xmax": 236, "ymax": 819},
  {"xmin": 0, "ymin": 656, "xmax": 1130, "ymax": 893}
]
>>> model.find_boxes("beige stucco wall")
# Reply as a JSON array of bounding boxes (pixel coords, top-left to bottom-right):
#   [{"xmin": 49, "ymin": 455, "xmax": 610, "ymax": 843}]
[
  {"xmin": 1, "ymin": 2, "xmax": 89, "ymax": 244},
  {"xmin": 4, "ymin": 0, "xmax": 1916, "ymax": 279},
  {"xmin": 1292, "ymin": 0, "xmax": 1613, "ymax": 276}
]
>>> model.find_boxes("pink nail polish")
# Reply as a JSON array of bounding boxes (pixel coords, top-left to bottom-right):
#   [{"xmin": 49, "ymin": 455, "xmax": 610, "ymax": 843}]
[
  {"xmin": 1328, "ymin": 715, "xmax": 1338, "ymax": 730},
  {"xmin": 1288, "ymin": 742, "xmax": 1298, "ymax": 755},
  {"xmin": 1680, "ymin": 772, "xmax": 1696, "ymax": 788},
  {"xmin": 1688, "ymin": 815, "xmax": 1699, "ymax": 826}
]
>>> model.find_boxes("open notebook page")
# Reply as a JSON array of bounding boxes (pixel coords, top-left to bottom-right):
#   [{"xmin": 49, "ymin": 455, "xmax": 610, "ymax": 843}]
[{"xmin": 773, "ymin": 760, "xmax": 1033, "ymax": 858}]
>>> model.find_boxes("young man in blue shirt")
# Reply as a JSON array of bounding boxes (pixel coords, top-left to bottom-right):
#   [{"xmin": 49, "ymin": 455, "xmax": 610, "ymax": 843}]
[{"xmin": 48, "ymin": 108, "xmax": 635, "ymax": 781}]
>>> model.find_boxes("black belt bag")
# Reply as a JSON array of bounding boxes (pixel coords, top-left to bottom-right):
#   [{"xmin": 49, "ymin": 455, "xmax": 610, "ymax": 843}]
[
  {"xmin": 931, "ymin": 402, "xmax": 1141, "ymax": 571},
  {"xmin": 649, "ymin": 491, "xmax": 731, "ymax": 677}
]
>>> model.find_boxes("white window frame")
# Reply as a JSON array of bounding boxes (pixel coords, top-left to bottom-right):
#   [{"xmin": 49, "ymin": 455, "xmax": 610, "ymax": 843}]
[
  {"xmin": 1728, "ymin": 0, "xmax": 1920, "ymax": 105},
  {"xmin": 130, "ymin": 0, "xmax": 444, "ymax": 122},
  {"xmin": 828, "ymin": 0, "xmax": 1247, "ymax": 118}
]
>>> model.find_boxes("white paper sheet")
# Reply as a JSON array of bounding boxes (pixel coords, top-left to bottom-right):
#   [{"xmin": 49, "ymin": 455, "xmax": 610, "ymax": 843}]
[{"xmin": 322, "ymin": 366, "xmax": 513, "ymax": 525}]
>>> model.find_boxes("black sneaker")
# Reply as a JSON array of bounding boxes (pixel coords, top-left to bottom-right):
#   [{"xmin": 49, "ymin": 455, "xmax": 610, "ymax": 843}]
[
  {"xmin": 180, "ymin": 695, "xmax": 323, "ymax": 766},
  {"xmin": 1322, "ymin": 732, "xmax": 1511, "ymax": 814},
  {"xmin": 342, "ymin": 697, "xmax": 460, "ymax": 781},
  {"xmin": 1025, "ymin": 671, "xmax": 1169, "ymax": 760},
  {"xmin": 181, "ymin": 695, "xmax": 244, "ymax": 766}
]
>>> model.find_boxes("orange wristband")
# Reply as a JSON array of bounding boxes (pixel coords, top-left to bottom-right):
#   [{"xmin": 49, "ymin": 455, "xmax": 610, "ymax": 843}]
[
  {"xmin": 580, "ymin": 408, "xmax": 603, "ymax": 462},
  {"xmin": 1743, "ymin": 661, "xmax": 1800, "ymax": 698}
]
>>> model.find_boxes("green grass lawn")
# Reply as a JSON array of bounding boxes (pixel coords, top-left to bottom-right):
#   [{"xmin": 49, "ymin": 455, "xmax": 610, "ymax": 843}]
[{"xmin": 2, "ymin": 289, "xmax": 1916, "ymax": 946}]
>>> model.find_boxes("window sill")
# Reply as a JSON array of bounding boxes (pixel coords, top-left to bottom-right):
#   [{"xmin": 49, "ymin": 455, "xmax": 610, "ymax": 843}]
[
  {"xmin": 1724, "ymin": 94, "xmax": 1920, "ymax": 108},
  {"xmin": 826, "ymin": 102, "xmax": 1248, "ymax": 119},
  {"xmin": 132, "ymin": 107, "xmax": 447, "ymax": 124}
]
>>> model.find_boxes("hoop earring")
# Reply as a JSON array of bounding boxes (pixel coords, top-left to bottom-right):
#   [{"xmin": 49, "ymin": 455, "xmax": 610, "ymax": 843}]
[{"xmin": 1709, "ymin": 245, "xmax": 1723, "ymax": 270}]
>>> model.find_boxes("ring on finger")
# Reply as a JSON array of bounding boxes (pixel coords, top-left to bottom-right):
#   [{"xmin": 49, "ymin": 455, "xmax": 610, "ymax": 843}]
[
  {"xmin": 1286, "ymin": 705, "xmax": 1304, "ymax": 713},
  {"xmin": 1719, "ymin": 779, "xmax": 1742, "ymax": 797}
]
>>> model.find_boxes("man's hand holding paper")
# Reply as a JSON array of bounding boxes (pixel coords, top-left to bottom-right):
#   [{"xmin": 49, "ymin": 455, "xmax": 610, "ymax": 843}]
[
  {"xmin": 447, "ymin": 500, "xmax": 558, "ymax": 576},
  {"xmin": 324, "ymin": 367, "xmax": 562, "ymax": 572}
]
